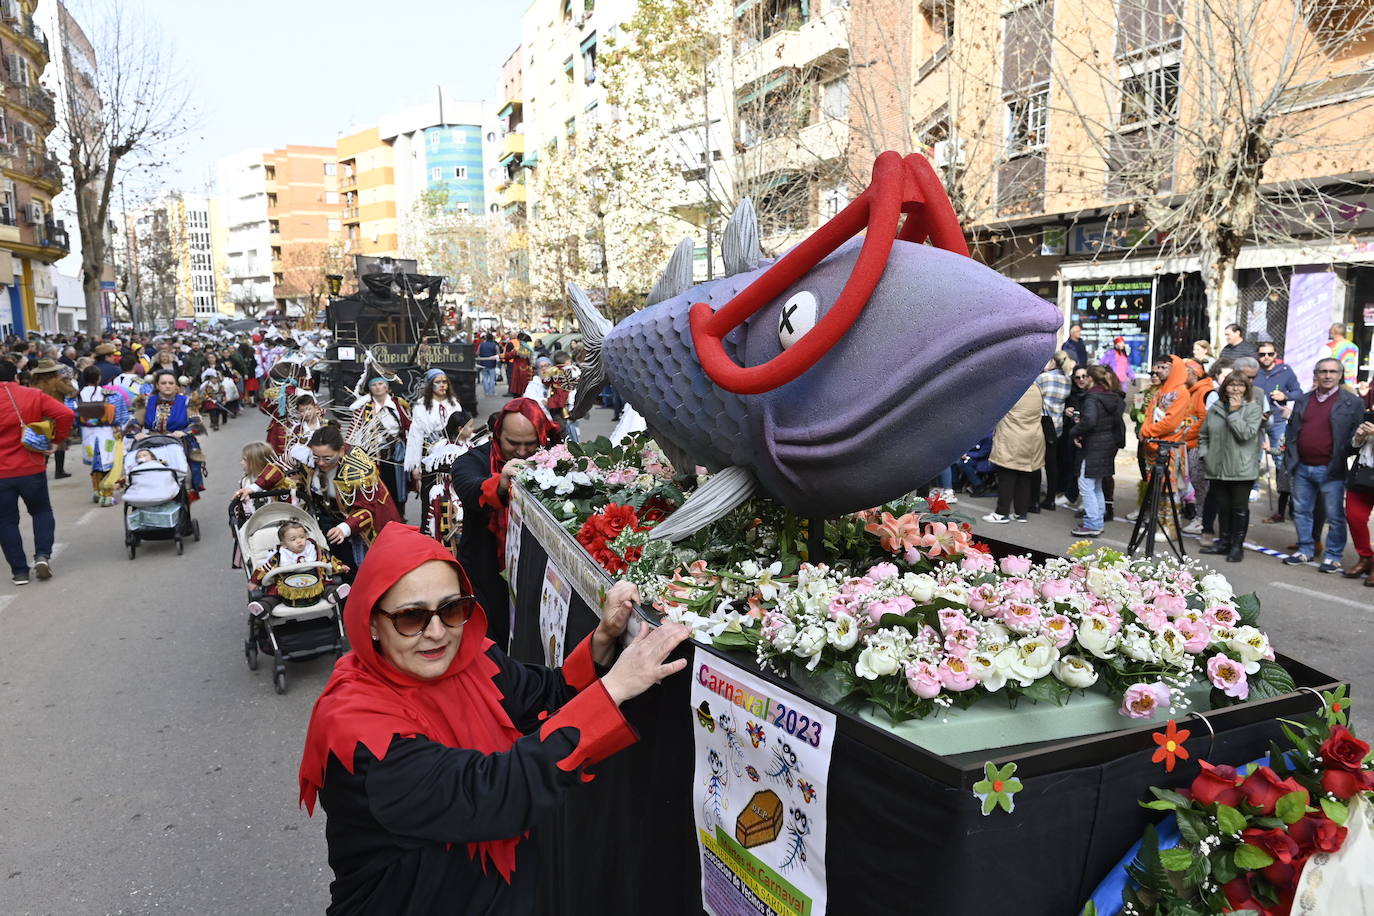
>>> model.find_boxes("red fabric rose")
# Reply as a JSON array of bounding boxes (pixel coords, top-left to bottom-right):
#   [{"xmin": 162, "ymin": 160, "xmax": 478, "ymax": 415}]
[
  {"xmin": 1221, "ymin": 877, "xmax": 1265, "ymax": 912},
  {"xmin": 1320, "ymin": 766, "xmax": 1374, "ymax": 800},
  {"xmin": 1288, "ymin": 813, "xmax": 1348, "ymax": 855},
  {"xmin": 640, "ymin": 496, "xmax": 674, "ymax": 524},
  {"xmin": 925, "ymin": 494, "xmax": 950, "ymax": 513},
  {"xmin": 575, "ymin": 504, "xmax": 648, "ymax": 575},
  {"xmin": 1241, "ymin": 827, "xmax": 1302, "ymax": 865},
  {"xmin": 1319, "ymin": 725, "xmax": 1371, "ymax": 773},
  {"xmin": 1240, "ymin": 766, "xmax": 1307, "ymax": 816},
  {"xmin": 1189, "ymin": 760, "xmax": 1244, "ymax": 807},
  {"xmin": 970, "ymin": 541, "xmax": 991, "ymax": 554},
  {"xmin": 598, "ymin": 503, "xmax": 640, "ymax": 539}
]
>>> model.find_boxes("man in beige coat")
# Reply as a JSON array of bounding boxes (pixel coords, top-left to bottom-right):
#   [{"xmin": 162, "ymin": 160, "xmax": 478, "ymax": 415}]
[{"xmin": 984, "ymin": 384, "xmax": 1046, "ymax": 523}]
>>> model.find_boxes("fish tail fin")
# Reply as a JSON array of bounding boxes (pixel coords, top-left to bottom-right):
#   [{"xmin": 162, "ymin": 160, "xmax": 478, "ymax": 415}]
[
  {"xmin": 567, "ymin": 282, "xmax": 613, "ymax": 421},
  {"xmin": 648, "ymin": 466, "xmax": 757, "ymax": 542}
]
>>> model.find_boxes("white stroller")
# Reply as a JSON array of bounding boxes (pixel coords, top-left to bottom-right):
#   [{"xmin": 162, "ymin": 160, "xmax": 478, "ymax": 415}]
[
  {"xmin": 232, "ymin": 499, "xmax": 347, "ymax": 694},
  {"xmin": 123, "ymin": 435, "xmax": 201, "ymax": 558}
]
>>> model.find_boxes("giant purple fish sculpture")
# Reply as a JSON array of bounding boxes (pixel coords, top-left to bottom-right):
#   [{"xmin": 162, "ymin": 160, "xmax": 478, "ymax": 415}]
[{"xmin": 569, "ymin": 152, "xmax": 1061, "ymax": 540}]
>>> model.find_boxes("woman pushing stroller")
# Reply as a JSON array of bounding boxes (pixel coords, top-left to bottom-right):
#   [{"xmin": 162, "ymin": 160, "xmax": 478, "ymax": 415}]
[{"xmin": 130, "ymin": 371, "xmax": 206, "ymax": 501}]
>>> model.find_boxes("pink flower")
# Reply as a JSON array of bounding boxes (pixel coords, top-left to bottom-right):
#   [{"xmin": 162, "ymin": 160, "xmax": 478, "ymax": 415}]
[
  {"xmin": 1120, "ymin": 682, "xmax": 1171, "ymax": 719},
  {"xmin": 604, "ymin": 468, "xmax": 638, "ymax": 486},
  {"xmin": 1132, "ymin": 602, "xmax": 1169, "ymax": 633},
  {"xmin": 827, "ymin": 595, "xmax": 859, "ymax": 618},
  {"xmin": 912, "ymin": 521, "xmax": 973, "ymax": 558},
  {"xmin": 905, "ymin": 661, "xmax": 943, "ymax": 699},
  {"xmin": 1207, "ymin": 605, "xmax": 1240, "ymax": 628},
  {"xmin": 865, "ymin": 512, "xmax": 925, "ymax": 553},
  {"xmin": 968, "ymin": 584, "xmax": 1001, "ymax": 615},
  {"xmin": 1043, "ymin": 614, "xmax": 1076, "ymax": 648},
  {"xmin": 1002, "ymin": 602, "xmax": 1042, "ymax": 634},
  {"xmin": 1039, "ymin": 578, "xmax": 1075, "ymax": 600},
  {"xmin": 868, "ymin": 562, "xmax": 899, "ymax": 581},
  {"xmin": 1068, "ymin": 563, "xmax": 1089, "ymax": 580},
  {"xmin": 936, "ymin": 608, "xmax": 969, "ymax": 630},
  {"xmin": 1003, "ymin": 578, "xmax": 1036, "ymax": 601},
  {"xmin": 1000, "ymin": 555, "xmax": 1033, "ymax": 576},
  {"xmin": 939, "ymin": 656, "xmax": 979, "ymax": 691},
  {"xmin": 844, "ymin": 578, "xmax": 877, "ymax": 597},
  {"xmin": 865, "ymin": 595, "xmax": 915, "ymax": 625},
  {"xmin": 1207, "ymin": 653, "xmax": 1249, "ymax": 699},
  {"xmin": 943, "ymin": 626, "xmax": 979, "ymax": 657},
  {"xmin": 1175, "ymin": 617, "xmax": 1212, "ymax": 653},
  {"xmin": 686, "ymin": 559, "xmax": 719, "ymax": 586},
  {"xmin": 1152, "ymin": 592, "xmax": 1188, "ymax": 618},
  {"xmin": 960, "ymin": 550, "xmax": 996, "ymax": 573}
]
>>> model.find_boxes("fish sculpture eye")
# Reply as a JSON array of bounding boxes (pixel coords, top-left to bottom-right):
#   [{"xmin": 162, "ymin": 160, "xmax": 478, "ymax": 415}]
[{"xmin": 777, "ymin": 291, "xmax": 817, "ymax": 350}]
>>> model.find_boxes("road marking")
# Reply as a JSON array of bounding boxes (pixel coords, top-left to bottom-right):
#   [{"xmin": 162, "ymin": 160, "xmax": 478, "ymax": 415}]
[
  {"xmin": 1265, "ymin": 580, "xmax": 1374, "ymax": 611},
  {"xmin": 77, "ymin": 508, "xmax": 102, "ymax": 526}
]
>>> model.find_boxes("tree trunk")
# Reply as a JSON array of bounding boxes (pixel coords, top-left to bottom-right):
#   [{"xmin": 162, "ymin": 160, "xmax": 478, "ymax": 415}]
[
  {"xmin": 83, "ymin": 262, "xmax": 104, "ymax": 334},
  {"xmin": 1206, "ymin": 255, "xmax": 1239, "ymax": 347}
]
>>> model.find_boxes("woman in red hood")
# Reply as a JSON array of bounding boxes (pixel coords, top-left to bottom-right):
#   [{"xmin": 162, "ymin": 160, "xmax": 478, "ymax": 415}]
[{"xmin": 300, "ymin": 522, "xmax": 690, "ymax": 915}]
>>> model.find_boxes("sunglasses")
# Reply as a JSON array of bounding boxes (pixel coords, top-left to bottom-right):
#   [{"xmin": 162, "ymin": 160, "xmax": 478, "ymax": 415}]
[
  {"xmin": 1073, "ymin": 374, "xmax": 1088, "ymax": 379},
  {"xmin": 374, "ymin": 595, "xmax": 478, "ymax": 637},
  {"xmin": 1258, "ymin": 351, "xmax": 1275, "ymax": 357}
]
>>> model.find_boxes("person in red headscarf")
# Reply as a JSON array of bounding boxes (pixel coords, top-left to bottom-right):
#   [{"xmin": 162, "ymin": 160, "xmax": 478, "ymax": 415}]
[
  {"xmin": 299, "ymin": 522, "xmax": 689, "ymax": 915},
  {"xmin": 450, "ymin": 398, "xmax": 562, "ymax": 649}
]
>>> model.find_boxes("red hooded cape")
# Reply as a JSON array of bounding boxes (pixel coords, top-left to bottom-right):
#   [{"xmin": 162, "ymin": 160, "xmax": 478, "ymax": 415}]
[
  {"xmin": 298, "ymin": 522, "xmax": 525, "ymax": 879},
  {"xmin": 480, "ymin": 397, "xmax": 563, "ymax": 563}
]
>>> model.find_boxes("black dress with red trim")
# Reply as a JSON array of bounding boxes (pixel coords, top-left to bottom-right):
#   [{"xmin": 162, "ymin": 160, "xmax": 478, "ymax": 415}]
[
  {"xmin": 451, "ymin": 440, "xmax": 510, "ymax": 648},
  {"xmin": 316, "ymin": 635, "xmax": 632, "ymax": 916}
]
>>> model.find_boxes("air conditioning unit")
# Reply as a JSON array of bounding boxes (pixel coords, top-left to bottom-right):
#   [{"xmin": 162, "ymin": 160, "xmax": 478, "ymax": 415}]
[
  {"xmin": 24, "ymin": 201, "xmax": 42, "ymax": 224},
  {"xmin": 932, "ymin": 139, "xmax": 965, "ymax": 168}
]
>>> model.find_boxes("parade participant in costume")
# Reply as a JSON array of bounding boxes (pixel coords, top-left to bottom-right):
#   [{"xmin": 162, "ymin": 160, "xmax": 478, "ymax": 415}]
[
  {"xmin": 235, "ymin": 425, "xmax": 401, "ymax": 572},
  {"xmin": 406, "ymin": 369, "xmax": 462, "ymax": 532},
  {"xmin": 246, "ymin": 519, "xmax": 349, "ymax": 618},
  {"xmin": 544, "ymin": 352, "xmax": 579, "ymax": 442},
  {"xmin": 75, "ymin": 365, "xmax": 130, "ymax": 506},
  {"xmin": 285, "ymin": 392, "xmax": 326, "ymax": 454},
  {"xmin": 27, "ymin": 359, "xmax": 76, "ymax": 479},
  {"xmin": 451, "ymin": 398, "xmax": 562, "ymax": 649},
  {"xmin": 132, "ymin": 371, "xmax": 206, "ymax": 499},
  {"xmin": 350, "ymin": 368, "xmax": 412, "ymax": 516},
  {"xmin": 506, "ymin": 333, "xmax": 534, "ymax": 397},
  {"xmin": 299, "ymin": 522, "xmax": 690, "ymax": 916},
  {"xmin": 423, "ymin": 410, "xmax": 474, "ymax": 552},
  {"xmin": 1, "ymin": 359, "xmax": 74, "ymax": 584}
]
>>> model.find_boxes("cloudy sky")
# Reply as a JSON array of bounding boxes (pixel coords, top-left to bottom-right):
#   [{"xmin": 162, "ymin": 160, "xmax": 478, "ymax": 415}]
[{"xmin": 79, "ymin": 0, "xmax": 526, "ymax": 189}]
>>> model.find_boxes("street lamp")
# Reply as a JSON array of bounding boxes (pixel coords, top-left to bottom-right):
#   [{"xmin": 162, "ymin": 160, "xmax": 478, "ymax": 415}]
[{"xmin": 326, "ymin": 274, "xmax": 343, "ymax": 297}]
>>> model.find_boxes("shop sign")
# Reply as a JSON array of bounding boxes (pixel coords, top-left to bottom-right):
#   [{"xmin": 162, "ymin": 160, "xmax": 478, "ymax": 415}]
[
  {"xmin": 1068, "ymin": 221, "xmax": 1169, "ymax": 256},
  {"xmin": 1069, "ymin": 277, "xmax": 1153, "ymax": 377}
]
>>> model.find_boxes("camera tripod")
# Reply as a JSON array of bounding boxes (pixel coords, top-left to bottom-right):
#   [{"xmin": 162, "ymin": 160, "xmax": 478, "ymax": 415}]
[{"xmin": 1127, "ymin": 438, "xmax": 1187, "ymax": 559}]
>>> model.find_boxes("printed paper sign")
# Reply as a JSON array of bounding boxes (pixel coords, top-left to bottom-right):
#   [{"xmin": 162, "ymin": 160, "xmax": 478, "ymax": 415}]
[
  {"xmin": 505, "ymin": 493, "xmax": 524, "ymax": 600},
  {"xmin": 538, "ymin": 558, "xmax": 572, "ymax": 667},
  {"xmin": 689, "ymin": 649, "xmax": 835, "ymax": 916}
]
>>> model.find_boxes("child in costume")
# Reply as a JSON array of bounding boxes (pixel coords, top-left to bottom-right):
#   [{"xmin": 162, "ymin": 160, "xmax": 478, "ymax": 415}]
[{"xmin": 247, "ymin": 520, "xmax": 350, "ymax": 618}]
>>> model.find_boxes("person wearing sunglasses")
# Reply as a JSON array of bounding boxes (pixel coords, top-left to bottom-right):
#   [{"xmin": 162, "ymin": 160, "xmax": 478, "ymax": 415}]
[
  {"xmin": 301, "ymin": 522, "xmax": 691, "ymax": 915},
  {"xmin": 1282, "ymin": 358, "xmax": 1365, "ymax": 572}
]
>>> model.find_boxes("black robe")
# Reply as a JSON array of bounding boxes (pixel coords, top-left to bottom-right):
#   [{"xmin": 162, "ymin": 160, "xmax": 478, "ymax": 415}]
[
  {"xmin": 451, "ymin": 442, "xmax": 510, "ymax": 649},
  {"xmin": 318, "ymin": 639, "xmax": 625, "ymax": 915}
]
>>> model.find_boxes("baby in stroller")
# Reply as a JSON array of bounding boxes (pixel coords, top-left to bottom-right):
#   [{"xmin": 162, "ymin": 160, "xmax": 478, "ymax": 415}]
[
  {"xmin": 122, "ymin": 445, "xmax": 184, "ymax": 506},
  {"xmin": 247, "ymin": 520, "xmax": 350, "ymax": 618}
]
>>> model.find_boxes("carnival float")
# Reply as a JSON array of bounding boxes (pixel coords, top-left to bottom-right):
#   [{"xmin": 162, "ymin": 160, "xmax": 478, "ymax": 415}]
[{"xmin": 502, "ymin": 153, "xmax": 1361, "ymax": 916}]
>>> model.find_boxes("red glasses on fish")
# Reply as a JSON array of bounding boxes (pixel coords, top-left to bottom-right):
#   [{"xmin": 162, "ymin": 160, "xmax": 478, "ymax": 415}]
[{"xmin": 689, "ymin": 151, "xmax": 969, "ymax": 395}]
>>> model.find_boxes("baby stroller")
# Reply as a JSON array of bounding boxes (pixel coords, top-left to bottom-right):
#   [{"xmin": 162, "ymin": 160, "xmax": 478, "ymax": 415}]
[
  {"xmin": 123, "ymin": 435, "xmax": 200, "ymax": 559},
  {"xmin": 231, "ymin": 497, "xmax": 347, "ymax": 694}
]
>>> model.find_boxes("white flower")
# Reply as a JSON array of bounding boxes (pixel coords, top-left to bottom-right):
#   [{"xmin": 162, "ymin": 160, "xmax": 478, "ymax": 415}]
[
  {"xmin": 902, "ymin": 573, "xmax": 937, "ymax": 603},
  {"xmin": 1075, "ymin": 614, "xmax": 1118, "ymax": 659},
  {"xmin": 561, "ymin": 500, "xmax": 576, "ymax": 516},
  {"xmin": 934, "ymin": 584, "xmax": 969, "ymax": 606},
  {"xmin": 567, "ymin": 470, "xmax": 592, "ymax": 487},
  {"xmin": 793, "ymin": 625, "xmax": 827, "ymax": 669},
  {"xmin": 968, "ymin": 650, "xmax": 1012, "ymax": 692},
  {"xmin": 1087, "ymin": 567, "xmax": 1124, "ymax": 598},
  {"xmin": 532, "ymin": 467, "xmax": 559, "ymax": 490},
  {"xmin": 854, "ymin": 643, "xmax": 902, "ymax": 680},
  {"xmin": 1008, "ymin": 635, "xmax": 1059, "ymax": 686},
  {"xmin": 1152, "ymin": 625, "xmax": 1188, "ymax": 667},
  {"xmin": 826, "ymin": 612, "xmax": 859, "ymax": 651},
  {"xmin": 738, "ymin": 560, "xmax": 761, "ymax": 579},
  {"xmin": 769, "ymin": 620, "xmax": 798, "ymax": 653},
  {"xmin": 635, "ymin": 473, "xmax": 654, "ymax": 489},
  {"xmin": 1200, "ymin": 572, "xmax": 1234, "ymax": 602},
  {"xmin": 1226, "ymin": 625, "xmax": 1271, "ymax": 673},
  {"xmin": 1120, "ymin": 625, "xmax": 1158, "ymax": 663},
  {"xmin": 754, "ymin": 561, "xmax": 784, "ymax": 601},
  {"xmin": 978, "ymin": 621, "xmax": 1012, "ymax": 653},
  {"xmin": 1053, "ymin": 655, "xmax": 1100, "ymax": 688}
]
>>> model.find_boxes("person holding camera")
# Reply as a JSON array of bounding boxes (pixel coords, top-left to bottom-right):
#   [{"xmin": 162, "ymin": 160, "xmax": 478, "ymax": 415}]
[{"xmin": 1282, "ymin": 357, "xmax": 1365, "ymax": 573}]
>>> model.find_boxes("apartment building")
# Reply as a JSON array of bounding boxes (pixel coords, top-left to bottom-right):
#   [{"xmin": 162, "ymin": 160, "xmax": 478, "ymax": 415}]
[
  {"xmin": 263, "ymin": 144, "xmax": 339, "ymax": 315},
  {"xmin": 183, "ymin": 194, "xmax": 218, "ymax": 318},
  {"xmin": 916, "ymin": 0, "xmax": 1374, "ymax": 380},
  {"xmin": 0, "ymin": 0, "xmax": 65, "ymax": 336},
  {"xmin": 217, "ymin": 148, "xmax": 274, "ymax": 317}
]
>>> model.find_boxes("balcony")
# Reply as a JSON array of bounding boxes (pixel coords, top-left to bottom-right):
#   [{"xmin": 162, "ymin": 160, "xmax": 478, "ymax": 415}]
[
  {"xmin": 39, "ymin": 219, "xmax": 69, "ymax": 253},
  {"xmin": 500, "ymin": 180, "xmax": 528, "ymax": 205},
  {"xmin": 12, "ymin": 17, "xmax": 49, "ymax": 62},
  {"xmin": 500, "ymin": 132, "xmax": 525, "ymax": 163},
  {"xmin": 35, "ymin": 153, "xmax": 62, "ymax": 190},
  {"xmin": 731, "ymin": 4, "xmax": 849, "ymax": 90},
  {"xmin": 342, "ymin": 205, "xmax": 360, "ymax": 220}
]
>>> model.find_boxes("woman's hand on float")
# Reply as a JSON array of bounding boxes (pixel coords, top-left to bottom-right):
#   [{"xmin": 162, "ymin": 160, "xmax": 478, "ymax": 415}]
[
  {"xmin": 592, "ymin": 581, "xmax": 640, "ymax": 665},
  {"xmin": 600, "ymin": 622, "xmax": 691, "ymax": 705}
]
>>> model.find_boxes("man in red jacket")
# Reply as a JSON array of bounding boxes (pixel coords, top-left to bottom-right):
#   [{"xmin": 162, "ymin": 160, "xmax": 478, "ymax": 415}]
[{"xmin": 0, "ymin": 360, "xmax": 76, "ymax": 585}]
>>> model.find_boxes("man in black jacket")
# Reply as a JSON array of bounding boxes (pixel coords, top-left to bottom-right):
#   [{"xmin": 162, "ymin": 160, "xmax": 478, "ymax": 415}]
[{"xmin": 1282, "ymin": 357, "xmax": 1363, "ymax": 572}]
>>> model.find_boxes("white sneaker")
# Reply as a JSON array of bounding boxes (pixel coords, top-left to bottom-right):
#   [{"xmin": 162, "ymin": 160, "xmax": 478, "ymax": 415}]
[
  {"xmin": 982, "ymin": 512, "xmax": 1011, "ymax": 524},
  {"xmin": 1054, "ymin": 494, "xmax": 1074, "ymax": 508},
  {"xmin": 940, "ymin": 488, "xmax": 958, "ymax": 505},
  {"xmin": 1182, "ymin": 520, "xmax": 1203, "ymax": 534},
  {"xmin": 1249, "ymin": 487, "xmax": 1261, "ymax": 503},
  {"xmin": 1124, "ymin": 510, "xmax": 1140, "ymax": 522}
]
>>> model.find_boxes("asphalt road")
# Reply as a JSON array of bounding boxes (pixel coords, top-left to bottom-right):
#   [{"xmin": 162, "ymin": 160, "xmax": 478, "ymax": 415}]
[{"xmin": 1, "ymin": 390, "xmax": 1369, "ymax": 914}]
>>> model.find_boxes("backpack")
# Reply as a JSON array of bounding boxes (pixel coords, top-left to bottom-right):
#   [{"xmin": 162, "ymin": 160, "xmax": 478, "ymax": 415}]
[{"xmin": 76, "ymin": 396, "xmax": 115, "ymax": 427}]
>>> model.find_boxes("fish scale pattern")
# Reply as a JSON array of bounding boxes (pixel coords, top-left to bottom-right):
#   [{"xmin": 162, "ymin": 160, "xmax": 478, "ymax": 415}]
[{"xmin": 602, "ymin": 283, "xmax": 753, "ymax": 473}]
